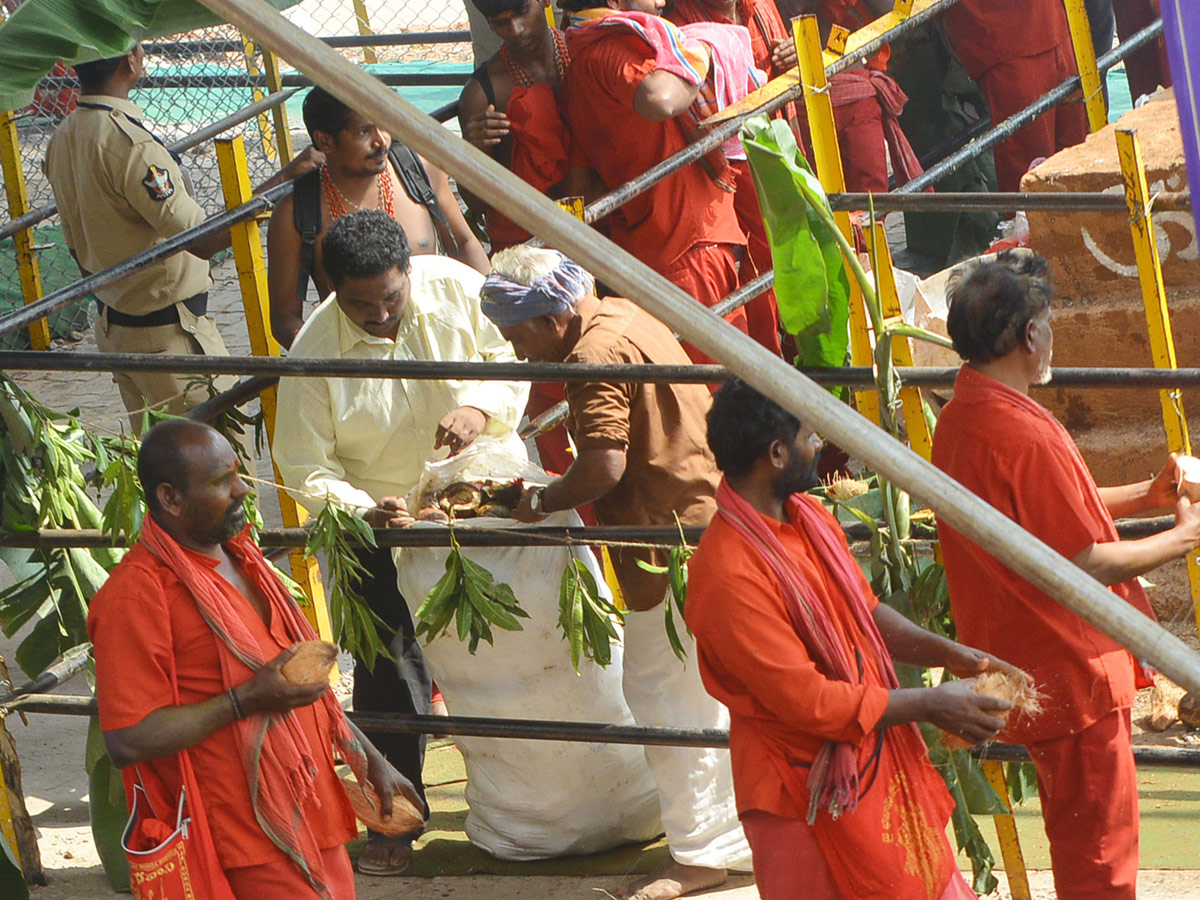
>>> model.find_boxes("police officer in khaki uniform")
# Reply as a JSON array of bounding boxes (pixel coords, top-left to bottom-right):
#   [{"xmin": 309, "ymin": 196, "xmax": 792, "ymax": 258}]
[{"xmin": 44, "ymin": 44, "xmax": 317, "ymax": 430}]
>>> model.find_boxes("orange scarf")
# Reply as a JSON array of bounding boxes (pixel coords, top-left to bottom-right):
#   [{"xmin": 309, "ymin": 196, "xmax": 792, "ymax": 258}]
[{"xmin": 139, "ymin": 515, "xmax": 369, "ymax": 900}]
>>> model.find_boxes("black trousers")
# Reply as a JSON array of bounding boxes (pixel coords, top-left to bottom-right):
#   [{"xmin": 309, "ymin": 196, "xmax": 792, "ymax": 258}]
[{"xmin": 352, "ymin": 545, "xmax": 432, "ymax": 823}]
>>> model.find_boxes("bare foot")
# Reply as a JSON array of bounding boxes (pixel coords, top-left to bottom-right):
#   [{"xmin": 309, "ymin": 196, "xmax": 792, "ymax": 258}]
[{"xmin": 617, "ymin": 860, "xmax": 728, "ymax": 900}]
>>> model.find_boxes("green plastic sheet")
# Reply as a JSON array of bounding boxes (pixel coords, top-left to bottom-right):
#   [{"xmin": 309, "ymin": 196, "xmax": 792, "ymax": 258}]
[
  {"xmin": 741, "ymin": 115, "xmax": 850, "ymax": 374},
  {"xmin": 0, "ymin": 0, "xmax": 299, "ymax": 111}
]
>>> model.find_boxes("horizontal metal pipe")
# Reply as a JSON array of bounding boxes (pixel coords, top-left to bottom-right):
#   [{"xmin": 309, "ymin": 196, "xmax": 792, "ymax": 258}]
[
  {"xmin": 142, "ymin": 31, "xmax": 470, "ymax": 54},
  {"xmin": 828, "ymin": 191, "xmax": 1192, "ymax": 214},
  {"xmin": 0, "ymin": 516, "xmax": 1168, "ymax": 551},
  {"xmin": 0, "ymin": 88, "xmax": 298, "ymax": 243},
  {"xmin": 973, "ymin": 742, "xmax": 1200, "ymax": 769},
  {"xmin": 6, "ymin": 352, "xmax": 1200, "ymax": 390},
  {"xmin": 580, "ymin": 0, "xmax": 965, "ymax": 226},
  {"xmin": 0, "ymin": 181, "xmax": 294, "ymax": 339},
  {"xmin": 901, "ymin": 18, "xmax": 1164, "ymax": 194},
  {"xmin": 7, "ymin": 695, "xmax": 1197, "ymax": 766},
  {"xmin": 36, "ymin": 71, "xmax": 471, "ymax": 91}
]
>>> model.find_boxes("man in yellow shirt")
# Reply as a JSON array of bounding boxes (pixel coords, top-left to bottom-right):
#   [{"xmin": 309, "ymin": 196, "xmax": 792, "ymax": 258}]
[
  {"xmin": 44, "ymin": 45, "xmax": 314, "ymax": 428},
  {"xmin": 274, "ymin": 210, "xmax": 526, "ymax": 875}
]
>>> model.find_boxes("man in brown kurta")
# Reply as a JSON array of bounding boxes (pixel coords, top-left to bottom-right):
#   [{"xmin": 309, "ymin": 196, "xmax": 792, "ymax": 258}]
[{"xmin": 479, "ymin": 246, "xmax": 751, "ymax": 900}]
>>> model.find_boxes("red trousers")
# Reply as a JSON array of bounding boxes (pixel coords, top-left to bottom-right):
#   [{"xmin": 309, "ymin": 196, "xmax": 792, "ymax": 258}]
[
  {"xmin": 1027, "ymin": 707, "xmax": 1139, "ymax": 900},
  {"xmin": 975, "ymin": 44, "xmax": 1089, "ymax": 192},
  {"xmin": 741, "ymin": 809, "xmax": 976, "ymax": 900},
  {"xmin": 731, "ymin": 161, "xmax": 783, "ymax": 358},
  {"xmin": 660, "ymin": 241, "xmax": 748, "ymax": 366},
  {"xmin": 225, "ymin": 845, "xmax": 356, "ymax": 900}
]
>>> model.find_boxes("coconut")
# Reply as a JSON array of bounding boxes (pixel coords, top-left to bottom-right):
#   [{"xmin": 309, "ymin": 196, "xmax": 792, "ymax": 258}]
[
  {"xmin": 280, "ymin": 640, "xmax": 338, "ymax": 685},
  {"xmin": 340, "ymin": 774, "xmax": 424, "ymax": 836},
  {"xmin": 942, "ymin": 671, "xmax": 1043, "ymax": 749}
]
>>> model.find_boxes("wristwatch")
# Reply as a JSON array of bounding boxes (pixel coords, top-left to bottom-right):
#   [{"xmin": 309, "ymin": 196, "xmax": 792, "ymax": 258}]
[{"xmin": 528, "ymin": 486, "xmax": 548, "ymax": 515}]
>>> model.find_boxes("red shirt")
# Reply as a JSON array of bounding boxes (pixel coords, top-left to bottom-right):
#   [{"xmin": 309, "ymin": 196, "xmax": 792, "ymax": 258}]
[
  {"xmin": 686, "ymin": 498, "xmax": 890, "ymax": 818},
  {"xmin": 932, "ymin": 367, "xmax": 1151, "ymax": 743},
  {"xmin": 88, "ymin": 543, "xmax": 356, "ymax": 869},
  {"xmin": 943, "ymin": 0, "xmax": 1072, "ymax": 81},
  {"xmin": 563, "ymin": 29, "xmax": 744, "ymax": 272}
]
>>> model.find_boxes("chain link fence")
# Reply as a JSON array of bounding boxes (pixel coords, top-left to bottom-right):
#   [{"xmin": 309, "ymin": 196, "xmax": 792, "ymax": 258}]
[{"xmin": 0, "ymin": 0, "xmax": 474, "ymax": 349}]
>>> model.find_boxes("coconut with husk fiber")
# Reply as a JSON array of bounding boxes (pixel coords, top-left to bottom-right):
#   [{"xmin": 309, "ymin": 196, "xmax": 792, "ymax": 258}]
[
  {"xmin": 340, "ymin": 774, "xmax": 425, "ymax": 835},
  {"xmin": 942, "ymin": 671, "xmax": 1043, "ymax": 749},
  {"xmin": 280, "ymin": 640, "xmax": 339, "ymax": 685}
]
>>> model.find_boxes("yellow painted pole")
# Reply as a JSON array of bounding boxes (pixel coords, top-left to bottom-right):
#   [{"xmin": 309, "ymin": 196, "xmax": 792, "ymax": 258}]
[
  {"xmin": 1116, "ymin": 127, "xmax": 1200, "ymax": 633},
  {"xmin": 353, "ymin": 0, "xmax": 379, "ymax": 65},
  {"xmin": 1061, "ymin": 0, "xmax": 1108, "ymax": 132},
  {"xmin": 865, "ymin": 223, "xmax": 932, "ymax": 459},
  {"xmin": 262, "ymin": 47, "xmax": 295, "ymax": 165},
  {"xmin": 0, "ymin": 740, "xmax": 20, "ymax": 878},
  {"xmin": 794, "ymin": 15, "xmax": 878, "ymax": 423},
  {"xmin": 0, "ymin": 112, "xmax": 50, "ymax": 351},
  {"xmin": 982, "ymin": 760, "xmax": 1033, "ymax": 900},
  {"xmin": 240, "ymin": 34, "xmax": 279, "ymax": 163},
  {"xmin": 214, "ymin": 136, "xmax": 334, "ymax": 642}
]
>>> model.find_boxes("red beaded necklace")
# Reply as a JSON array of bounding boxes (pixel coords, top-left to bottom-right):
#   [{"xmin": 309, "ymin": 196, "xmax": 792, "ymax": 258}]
[
  {"xmin": 320, "ymin": 163, "xmax": 395, "ymax": 221},
  {"xmin": 500, "ymin": 29, "xmax": 569, "ymax": 89}
]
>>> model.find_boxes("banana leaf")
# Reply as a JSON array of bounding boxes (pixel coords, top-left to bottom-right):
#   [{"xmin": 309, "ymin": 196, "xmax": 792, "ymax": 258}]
[
  {"xmin": 86, "ymin": 716, "xmax": 130, "ymax": 892},
  {"xmin": 0, "ymin": 0, "xmax": 301, "ymax": 111},
  {"xmin": 741, "ymin": 115, "xmax": 850, "ymax": 375}
]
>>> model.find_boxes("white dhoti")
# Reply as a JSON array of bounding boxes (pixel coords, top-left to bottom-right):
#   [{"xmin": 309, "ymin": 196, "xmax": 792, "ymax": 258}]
[{"xmin": 621, "ymin": 605, "xmax": 753, "ymax": 871}]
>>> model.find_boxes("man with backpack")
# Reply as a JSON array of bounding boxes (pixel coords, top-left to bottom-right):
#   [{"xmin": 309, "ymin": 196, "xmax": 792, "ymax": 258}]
[{"xmin": 266, "ymin": 86, "xmax": 489, "ymax": 348}]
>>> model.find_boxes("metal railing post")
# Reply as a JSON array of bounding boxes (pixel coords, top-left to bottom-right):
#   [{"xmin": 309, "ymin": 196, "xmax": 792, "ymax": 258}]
[
  {"xmin": 240, "ymin": 34, "xmax": 279, "ymax": 162},
  {"xmin": 1062, "ymin": 0, "xmax": 1108, "ymax": 131},
  {"xmin": 794, "ymin": 15, "xmax": 879, "ymax": 423},
  {"xmin": 352, "ymin": 0, "xmax": 379, "ymax": 65},
  {"xmin": 1116, "ymin": 127, "xmax": 1200, "ymax": 636},
  {"xmin": 0, "ymin": 111, "xmax": 49, "ymax": 350},
  {"xmin": 214, "ymin": 135, "xmax": 334, "ymax": 642}
]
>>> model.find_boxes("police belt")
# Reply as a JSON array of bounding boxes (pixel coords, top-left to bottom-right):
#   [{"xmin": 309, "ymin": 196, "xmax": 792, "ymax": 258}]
[{"xmin": 99, "ymin": 293, "xmax": 208, "ymax": 328}]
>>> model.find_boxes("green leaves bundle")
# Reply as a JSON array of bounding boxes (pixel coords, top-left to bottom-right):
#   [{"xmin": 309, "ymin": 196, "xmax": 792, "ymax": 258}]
[
  {"xmin": 558, "ymin": 557, "xmax": 624, "ymax": 671},
  {"xmin": 303, "ymin": 502, "xmax": 390, "ymax": 670},
  {"xmin": 414, "ymin": 532, "xmax": 529, "ymax": 653}
]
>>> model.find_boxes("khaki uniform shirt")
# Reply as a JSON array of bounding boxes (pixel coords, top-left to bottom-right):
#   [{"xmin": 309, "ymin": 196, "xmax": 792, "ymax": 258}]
[
  {"xmin": 565, "ymin": 297, "xmax": 720, "ymax": 609},
  {"xmin": 275, "ymin": 255, "xmax": 529, "ymax": 515},
  {"xmin": 43, "ymin": 94, "xmax": 211, "ymax": 315}
]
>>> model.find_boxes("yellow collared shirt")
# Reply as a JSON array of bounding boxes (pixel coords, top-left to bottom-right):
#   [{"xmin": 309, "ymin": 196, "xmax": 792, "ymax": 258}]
[
  {"xmin": 43, "ymin": 94, "xmax": 211, "ymax": 315},
  {"xmin": 274, "ymin": 255, "xmax": 530, "ymax": 515}
]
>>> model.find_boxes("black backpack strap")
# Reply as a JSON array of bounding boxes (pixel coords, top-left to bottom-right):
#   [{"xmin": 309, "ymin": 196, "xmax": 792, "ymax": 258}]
[
  {"xmin": 388, "ymin": 142, "xmax": 459, "ymax": 257},
  {"xmin": 292, "ymin": 168, "xmax": 322, "ymax": 304}
]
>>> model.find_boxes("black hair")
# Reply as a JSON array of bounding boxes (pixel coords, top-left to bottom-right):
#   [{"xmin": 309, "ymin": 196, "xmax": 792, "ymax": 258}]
[
  {"xmin": 706, "ymin": 377, "xmax": 802, "ymax": 479},
  {"xmin": 945, "ymin": 250, "xmax": 1054, "ymax": 363},
  {"xmin": 73, "ymin": 55, "xmax": 128, "ymax": 93},
  {"xmin": 471, "ymin": 0, "xmax": 539, "ymax": 16},
  {"xmin": 302, "ymin": 86, "xmax": 356, "ymax": 142},
  {"xmin": 137, "ymin": 419, "xmax": 218, "ymax": 513},
  {"xmin": 557, "ymin": 0, "xmax": 609, "ymax": 11},
  {"xmin": 321, "ymin": 210, "xmax": 412, "ymax": 287}
]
